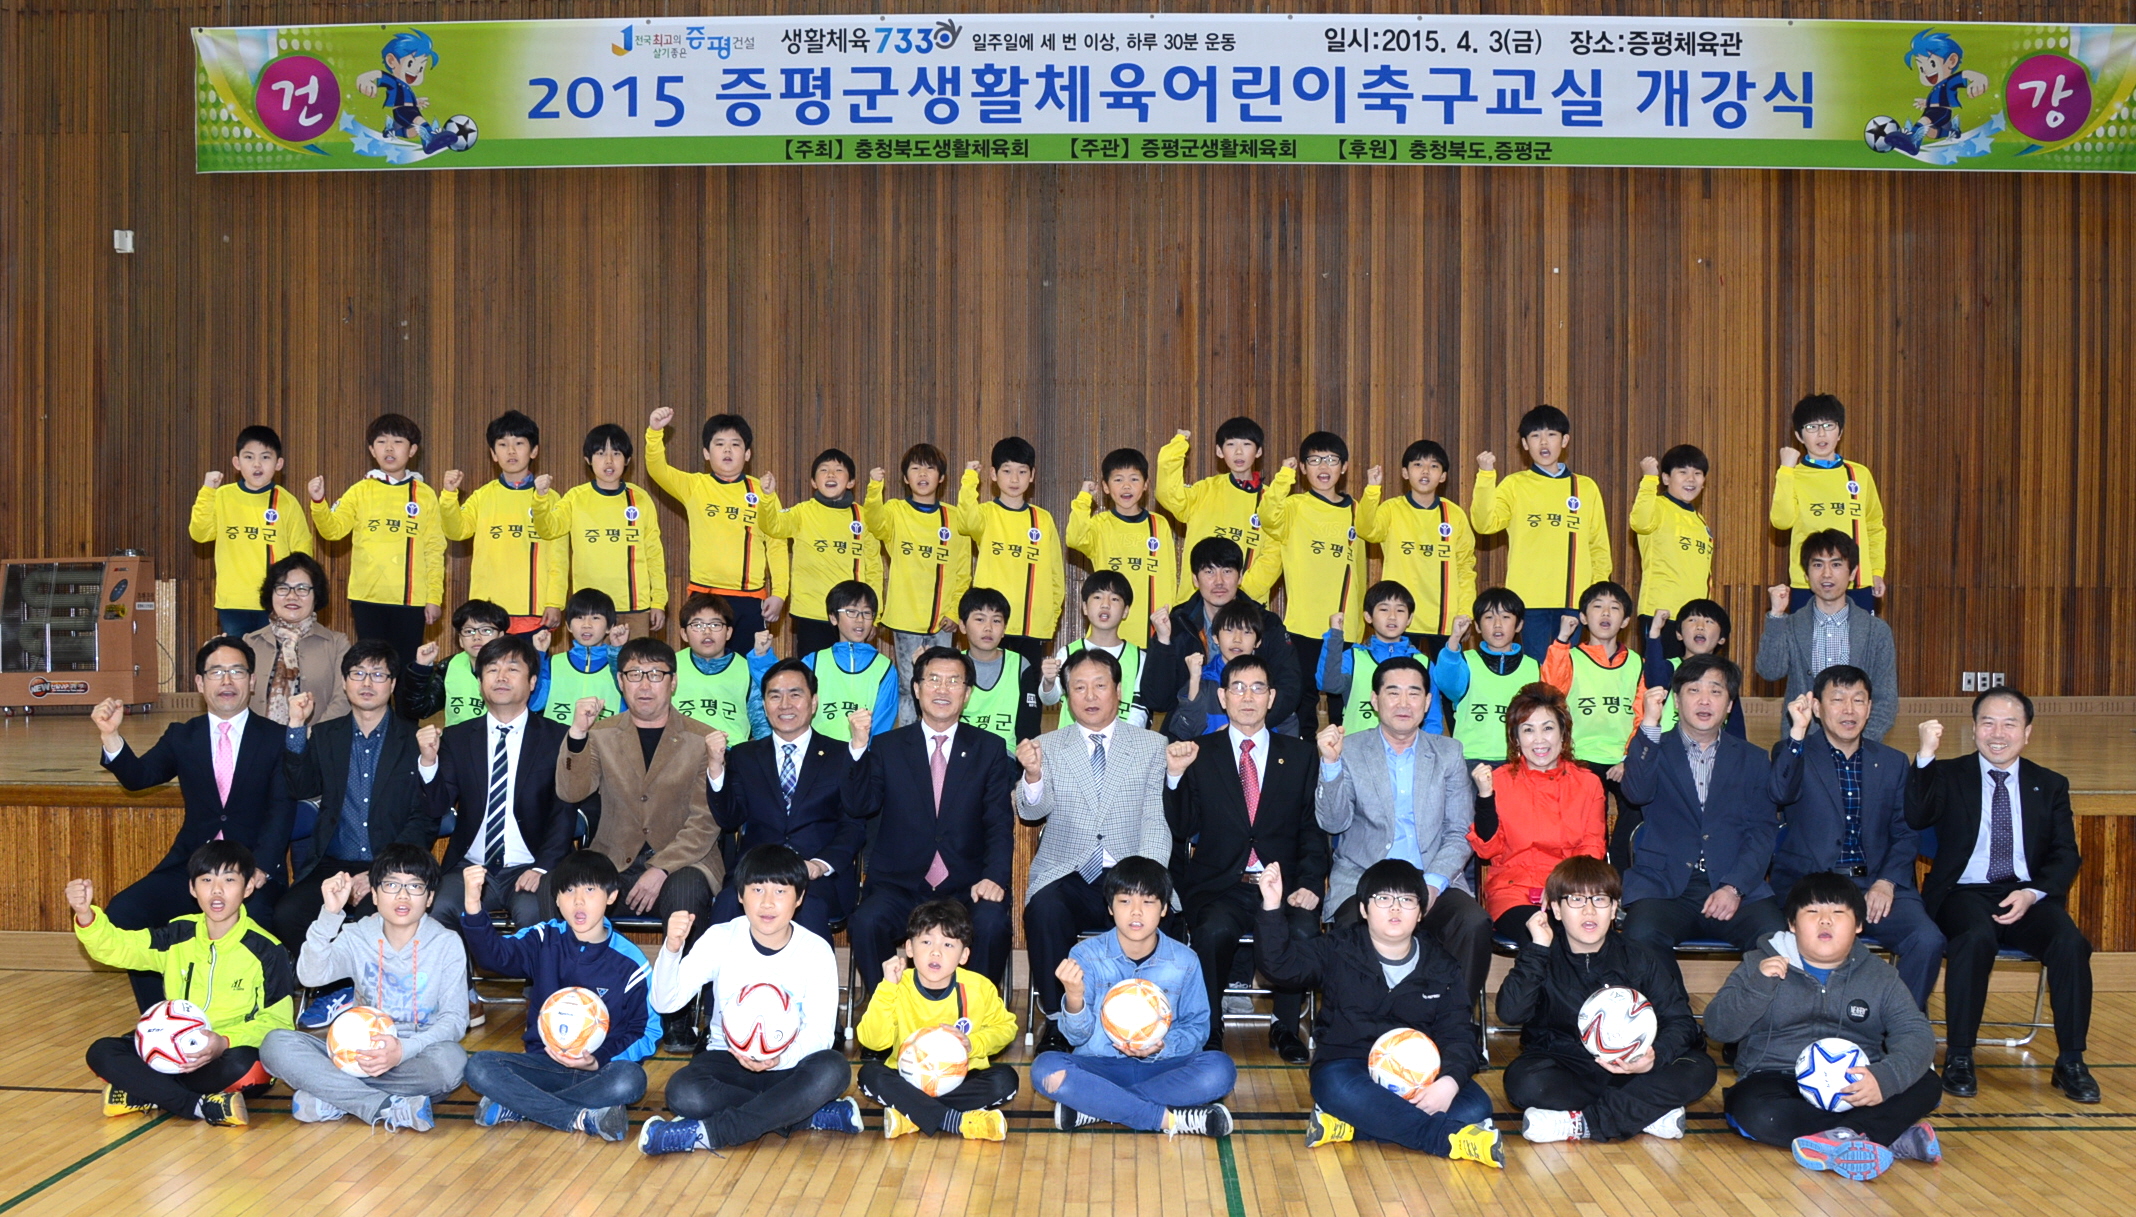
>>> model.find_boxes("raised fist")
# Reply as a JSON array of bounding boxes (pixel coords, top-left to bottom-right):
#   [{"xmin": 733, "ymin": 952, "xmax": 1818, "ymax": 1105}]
[
  {"xmin": 1470, "ymin": 763, "xmax": 1494, "ymax": 797},
  {"xmin": 1648, "ymin": 608, "xmax": 1669, "ymax": 638},
  {"xmin": 753, "ymin": 630, "xmax": 774, "ymax": 656},
  {"xmin": 415, "ymin": 640, "xmax": 440, "ymax": 667},
  {"xmin": 1365, "ymin": 465, "xmax": 1383, "ymax": 486},
  {"xmin": 663, "ymin": 909, "xmax": 695, "ymax": 954},
  {"xmin": 533, "ymin": 474, "xmax": 553, "ymax": 495},
  {"xmin": 1641, "ymin": 685, "xmax": 1670, "ymax": 727},
  {"xmin": 65, "ymin": 879, "xmax": 95, "ymax": 922},
  {"xmin": 1779, "ymin": 446, "xmax": 1801, "ymax": 467},
  {"xmin": 868, "ymin": 467, "xmax": 886, "ymax": 485},
  {"xmin": 288, "ymin": 691, "xmax": 316, "ymax": 727},
  {"xmin": 1448, "ymin": 616, "xmax": 1473, "ymax": 647},
  {"xmin": 1316, "ymin": 723, "xmax": 1345, "ymax": 763},
  {"xmin": 1040, "ymin": 656, "xmax": 1062, "ymax": 686},
  {"xmin": 1056, "ymin": 958, "xmax": 1086, "ymax": 1002},
  {"xmin": 1768, "ymin": 585, "xmax": 1792, "ymax": 616},
  {"xmin": 531, "ymin": 629, "xmax": 552, "ymax": 654},
  {"xmin": 308, "ymin": 475, "xmax": 328, "ymax": 502},
  {"xmin": 845, "ymin": 708, "xmax": 872, "ymax": 740},
  {"xmin": 1639, "ymin": 456, "xmax": 1660, "ymax": 477},
  {"xmin": 203, "ymin": 470, "xmax": 224, "ymax": 489},
  {"xmin": 1016, "ymin": 738, "xmax": 1044, "ymax": 783},
  {"xmin": 1785, "ymin": 693, "xmax": 1815, "ymax": 738},
  {"xmin": 607, "ymin": 622, "xmax": 631, "ymax": 648},
  {"xmin": 460, "ymin": 865, "xmax": 488, "ymax": 914},
  {"xmin": 1475, "ymin": 451, "xmax": 1497, "ymax": 472},
  {"xmin": 570, "ymin": 697, "xmax": 605, "ymax": 736},
  {"xmin": 1080, "ymin": 480, "xmax": 1098, "ymax": 498},
  {"xmin": 1917, "ymin": 719, "xmax": 1944, "ymax": 759},
  {"xmin": 1174, "ymin": 429, "xmax": 1191, "ymax": 440},
  {"xmin": 442, "ymin": 469, "xmax": 465, "ymax": 492},
  {"xmin": 320, "ymin": 871, "xmax": 354, "ymax": 912},
  {"xmin": 1165, "ymin": 740, "xmax": 1199, "ymax": 776},
  {"xmin": 1149, "ymin": 609, "xmax": 1172, "ymax": 646},
  {"xmin": 1329, "ymin": 612, "xmax": 1345, "ymax": 633},
  {"xmin": 91, "ymin": 698, "xmax": 126, "ymax": 737},
  {"xmin": 966, "ymin": 460, "xmax": 982, "ymax": 473},
  {"xmin": 648, "ymin": 407, "xmax": 674, "ymax": 431},
  {"xmin": 761, "ymin": 473, "xmax": 777, "ymax": 497},
  {"xmin": 1281, "ymin": 456, "xmax": 1299, "ymax": 472},
  {"xmin": 416, "ymin": 724, "xmax": 442, "ymax": 766}
]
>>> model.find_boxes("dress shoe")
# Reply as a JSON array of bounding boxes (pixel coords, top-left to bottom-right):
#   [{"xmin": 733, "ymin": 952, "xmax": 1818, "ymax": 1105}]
[
  {"xmin": 1270, "ymin": 1025, "xmax": 1311, "ymax": 1064},
  {"xmin": 2053, "ymin": 1058, "xmax": 2101, "ymax": 1103},
  {"xmin": 1036, "ymin": 1020, "xmax": 1074, "ymax": 1056},
  {"xmin": 1940, "ymin": 1055, "xmax": 1978, "ymax": 1097}
]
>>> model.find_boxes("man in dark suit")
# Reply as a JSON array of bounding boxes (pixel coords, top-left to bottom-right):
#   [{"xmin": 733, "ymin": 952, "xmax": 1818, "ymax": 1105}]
[
  {"xmin": 1163, "ymin": 651, "xmax": 1327, "ymax": 1061},
  {"xmin": 1768, "ymin": 664, "xmax": 1945, "ymax": 1008},
  {"xmin": 706, "ymin": 657, "xmax": 870, "ymax": 939},
  {"xmin": 273, "ymin": 640, "xmax": 435, "ymax": 956},
  {"xmin": 1619, "ymin": 655, "xmax": 1785, "ymax": 953},
  {"xmin": 847, "ymin": 646, "xmax": 1020, "ymax": 995},
  {"xmin": 93, "ymin": 635, "xmax": 294, "ymax": 1007},
  {"xmin": 1908, "ymin": 686, "xmax": 2095, "ymax": 1102},
  {"xmin": 1142, "ymin": 537, "xmax": 1305, "ymax": 733}
]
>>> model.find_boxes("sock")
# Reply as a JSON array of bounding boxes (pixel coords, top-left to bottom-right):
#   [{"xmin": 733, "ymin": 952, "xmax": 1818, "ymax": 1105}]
[{"xmin": 939, "ymin": 1110, "xmax": 962, "ymax": 1134}]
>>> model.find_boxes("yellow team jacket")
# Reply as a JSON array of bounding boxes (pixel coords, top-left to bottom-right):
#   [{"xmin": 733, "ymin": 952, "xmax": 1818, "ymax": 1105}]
[
  {"xmin": 950, "ymin": 469, "xmax": 1066, "ymax": 640},
  {"xmin": 1361, "ymin": 492, "xmax": 1477, "ymax": 636},
  {"xmin": 1065, "ymin": 494, "xmax": 1177, "ymax": 649},
  {"xmin": 645, "ymin": 427, "xmax": 782, "ymax": 595},
  {"xmin": 1470, "ymin": 466, "xmax": 1613, "ymax": 611},
  {"xmin": 1628, "ymin": 475, "xmax": 1714, "ymax": 616},
  {"xmin": 440, "ymin": 478, "xmax": 569, "ymax": 617},
  {"xmin": 855, "ymin": 966, "xmax": 1019, "ymax": 1071},
  {"xmin": 311, "ymin": 474, "xmax": 447, "ymax": 607},
  {"xmin": 864, "ymin": 483, "xmax": 971, "ymax": 635},
  {"xmin": 1263, "ymin": 486, "xmax": 1378, "ymax": 642},
  {"xmin": 1770, "ymin": 459, "xmax": 1886, "ymax": 589},
  {"xmin": 532, "ymin": 482, "xmax": 668, "ymax": 612},
  {"xmin": 1156, "ymin": 433, "xmax": 1292, "ymax": 603},
  {"xmin": 189, "ymin": 482, "xmax": 315, "ymax": 611},
  {"xmin": 761, "ymin": 495, "xmax": 883, "ymax": 623}
]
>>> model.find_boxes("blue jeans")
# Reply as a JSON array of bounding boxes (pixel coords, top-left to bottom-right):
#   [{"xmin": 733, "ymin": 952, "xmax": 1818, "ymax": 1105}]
[
  {"xmin": 1311, "ymin": 1058, "xmax": 1492, "ymax": 1157},
  {"xmin": 463, "ymin": 1050, "xmax": 646, "ymax": 1137},
  {"xmin": 1032, "ymin": 1050, "xmax": 1237, "ymax": 1132},
  {"xmin": 217, "ymin": 609, "xmax": 270, "ymax": 638}
]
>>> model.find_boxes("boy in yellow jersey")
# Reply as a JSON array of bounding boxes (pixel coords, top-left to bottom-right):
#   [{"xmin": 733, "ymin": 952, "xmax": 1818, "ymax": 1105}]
[
  {"xmin": 956, "ymin": 588, "xmax": 1041, "ymax": 748},
  {"xmin": 673, "ymin": 592, "xmax": 776, "ymax": 742},
  {"xmin": 645, "ymin": 407, "xmax": 785, "ymax": 643},
  {"xmin": 801, "ymin": 581, "xmax": 899, "ymax": 743},
  {"xmin": 192, "ymin": 425, "xmax": 316, "ymax": 638},
  {"xmin": 1540, "ymin": 581, "xmax": 1647, "ymax": 865},
  {"xmin": 541, "ymin": 589, "xmax": 629, "ymax": 725},
  {"xmin": 951, "ymin": 437, "xmax": 1065, "ymax": 662},
  {"xmin": 1065, "ymin": 448, "xmax": 1177, "ymax": 650},
  {"xmin": 308, "ymin": 413, "xmax": 446, "ymax": 672},
  {"xmin": 1260, "ymin": 431, "xmax": 1378, "ymax": 735},
  {"xmin": 1318, "ymin": 582, "xmax": 1439, "ymax": 736},
  {"xmin": 762, "ymin": 448, "xmax": 881, "ymax": 657},
  {"xmin": 1361, "ymin": 440, "xmax": 1474, "ymax": 655},
  {"xmin": 1039, "ymin": 570, "xmax": 1153, "ymax": 728},
  {"xmin": 857, "ymin": 900, "xmax": 1018, "ymax": 1141},
  {"xmin": 533, "ymin": 425, "xmax": 667, "ymax": 640},
  {"xmin": 1431, "ymin": 588, "xmax": 1542, "ymax": 765},
  {"xmin": 866, "ymin": 444, "xmax": 969, "ymax": 728},
  {"xmin": 1470, "ymin": 405, "xmax": 1613, "ymax": 660},
  {"xmin": 1157, "ymin": 417, "xmax": 1290, "ymax": 604},
  {"xmin": 1629, "ymin": 445, "xmax": 1714, "ymax": 649},
  {"xmin": 439, "ymin": 411, "xmax": 567, "ymax": 635},
  {"xmin": 1771, "ymin": 393, "xmax": 1886, "ymax": 613}
]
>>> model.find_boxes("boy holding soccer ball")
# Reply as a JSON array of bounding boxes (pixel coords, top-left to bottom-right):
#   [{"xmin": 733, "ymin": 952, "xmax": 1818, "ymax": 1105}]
[
  {"xmin": 856, "ymin": 900, "xmax": 1020, "ymax": 1140},
  {"xmin": 70, "ymin": 841, "xmax": 294, "ymax": 1126},
  {"xmin": 1704, "ymin": 873, "xmax": 1942, "ymax": 1180}
]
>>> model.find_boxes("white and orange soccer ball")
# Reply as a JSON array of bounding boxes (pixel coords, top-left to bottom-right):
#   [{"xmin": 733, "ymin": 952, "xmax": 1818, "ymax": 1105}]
[
  {"xmin": 326, "ymin": 1006, "xmax": 397, "ymax": 1075},
  {"xmin": 1368, "ymin": 1028, "xmax": 1442, "ymax": 1101},
  {"xmin": 134, "ymin": 1000, "xmax": 216, "ymax": 1075},
  {"xmin": 1099, "ymin": 978, "xmax": 1173, "ymax": 1054},
  {"xmin": 897, "ymin": 1024, "xmax": 971, "ymax": 1097},
  {"xmin": 539, "ymin": 986, "xmax": 611, "ymax": 1058},
  {"xmin": 721, "ymin": 982, "xmax": 802, "ymax": 1063},
  {"xmin": 1577, "ymin": 986, "xmax": 1659, "ymax": 1067}
]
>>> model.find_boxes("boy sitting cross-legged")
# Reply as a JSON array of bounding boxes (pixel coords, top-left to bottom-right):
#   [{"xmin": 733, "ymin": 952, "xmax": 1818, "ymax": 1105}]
[
  {"xmin": 259, "ymin": 842, "xmax": 468, "ymax": 1131},
  {"xmin": 857, "ymin": 899, "xmax": 1020, "ymax": 1141}
]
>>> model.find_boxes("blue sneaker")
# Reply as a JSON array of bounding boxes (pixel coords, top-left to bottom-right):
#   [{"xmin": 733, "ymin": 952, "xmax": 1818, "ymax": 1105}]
[
  {"xmin": 1792, "ymin": 1128, "xmax": 1894, "ymax": 1181},
  {"xmin": 638, "ymin": 1115, "xmax": 708, "ymax": 1156},
  {"xmin": 382, "ymin": 1095, "xmax": 435, "ymax": 1133},
  {"xmin": 297, "ymin": 986, "xmax": 354, "ymax": 1030},
  {"xmin": 472, "ymin": 1096, "xmax": 522, "ymax": 1128},
  {"xmin": 574, "ymin": 1105, "xmax": 629, "ymax": 1142},
  {"xmin": 809, "ymin": 1096, "xmax": 863, "ymax": 1134},
  {"xmin": 289, "ymin": 1090, "xmax": 347, "ymax": 1123}
]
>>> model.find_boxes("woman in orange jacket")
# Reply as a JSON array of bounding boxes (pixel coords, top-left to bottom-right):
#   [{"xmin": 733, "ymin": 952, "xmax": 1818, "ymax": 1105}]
[{"xmin": 1466, "ymin": 683, "xmax": 1609, "ymax": 941}]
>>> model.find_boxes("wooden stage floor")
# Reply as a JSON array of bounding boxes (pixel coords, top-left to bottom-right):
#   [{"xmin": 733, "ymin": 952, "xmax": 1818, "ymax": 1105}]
[{"xmin": 0, "ymin": 962, "xmax": 2122, "ymax": 1217}]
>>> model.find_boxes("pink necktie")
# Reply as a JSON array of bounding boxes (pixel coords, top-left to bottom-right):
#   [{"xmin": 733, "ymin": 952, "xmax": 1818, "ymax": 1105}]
[
  {"xmin": 925, "ymin": 735, "xmax": 950, "ymax": 888},
  {"xmin": 214, "ymin": 721, "xmax": 236, "ymax": 806},
  {"xmin": 1239, "ymin": 738, "xmax": 1262, "ymax": 869}
]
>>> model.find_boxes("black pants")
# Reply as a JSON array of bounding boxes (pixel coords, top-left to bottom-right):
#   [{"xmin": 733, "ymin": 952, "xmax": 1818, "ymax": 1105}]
[
  {"xmin": 1503, "ymin": 1049, "xmax": 1718, "ymax": 1140},
  {"xmin": 792, "ymin": 617, "xmax": 839, "ymax": 657},
  {"xmin": 1624, "ymin": 876, "xmax": 1786, "ymax": 954},
  {"xmin": 1024, "ymin": 872, "xmax": 1118, "ymax": 1017},
  {"xmin": 86, "ymin": 1037, "xmax": 270, "ymax": 1118},
  {"xmin": 1588, "ymin": 761, "xmax": 1637, "ymax": 870},
  {"xmin": 1725, "ymin": 1068, "xmax": 1941, "ymax": 1147},
  {"xmin": 1493, "ymin": 904, "xmax": 1545, "ymax": 943},
  {"xmin": 1334, "ymin": 884, "xmax": 1494, "ymax": 1006},
  {"xmin": 1936, "ymin": 884, "xmax": 2092, "ymax": 1057},
  {"xmin": 1192, "ymin": 883, "xmax": 1316, "ymax": 1032},
  {"xmin": 1002, "ymin": 635, "xmax": 1048, "ymax": 664},
  {"xmin": 663, "ymin": 1048, "xmax": 851, "ymax": 1146},
  {"xmin": 348, "ymin": 602, "xmax": 429, "ymax": 689},
  {"xmin": 850, "ymin": 880, "xmax": 1013, "ymax": 996},
  {"xmin": 859, "ymin": 1060, "xmax": 1019, "ymax": 1131},
  {"xmin": 1288, "ymin": 631, "xmax": 1331, "ymax": 735},
  {"xmin": 619, "ymin": 860, "xmax": 717, "ymax": 950},
  {"xmin": 106, "ymin": 865, "xmax": 281, "ymax": 1010},
  {"xmin": 435, "ymin": 863, "xmax": 554, "ymax": 934},
  {"xmin": 274, "ymin": 859, "xmax": 377, "ymax": 965}
]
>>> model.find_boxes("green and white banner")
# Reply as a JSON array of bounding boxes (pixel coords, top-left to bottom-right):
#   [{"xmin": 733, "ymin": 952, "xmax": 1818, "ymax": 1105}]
[{"xmin": 193, "ymin": 14, "xmax": 2136, "ymax": 171}]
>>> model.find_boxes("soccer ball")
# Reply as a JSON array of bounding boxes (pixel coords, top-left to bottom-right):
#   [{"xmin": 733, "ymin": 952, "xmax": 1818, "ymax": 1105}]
[
  {"xmin": 721, "ymin": 982, "xmax": 802, "ymax": 1063},
  {"xmin": 539, "ymin": 987, "xmax": 610, "ymax": 1058},
  {"xmin": 1367, "ymin": 1027, "xmax": 1442, "ymax": 1101},
  {"xmin": 1864, "ymin": 115, "xmax": 1905, "ymax": 153},
  {"xmin": 1099, "ymin": 978, "xmax": 1173, "ymax": 1055},
  {"xmin": 326, "ymin": 1006, "xmax": 397, "ymax": 1075},
  {"xmin": 1795, "ymin": 1037, "xmax": 1868, "ymax": 1112},
  {"xmin": 134, "ymin": 1000, "xmax": 215, "ymax": 1075},
  {"xmin": 897, "ymin": 1024, "xmax": 971, "ymax": 1097},
  {"xmin": 1576, "ymin": 986, "xmax": 1659, "ymax": 1066},
  {"xmin": 442, "ymin": 114, "xmax": 478, "ymax": 152}
]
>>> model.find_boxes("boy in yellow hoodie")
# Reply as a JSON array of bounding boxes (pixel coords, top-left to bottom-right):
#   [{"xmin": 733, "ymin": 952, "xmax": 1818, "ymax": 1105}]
[
  {"xmin": 1469, "ymin": 405, "xmax": 1612, "ymax": 660},
  {"xmin": 1260, "ymin": 430, "xmax": 1377, "ymax": 734},
  {"xmin": 856, "ymin": 900, "xmax": 1018, "ymax": 1141},
  {"xmin": 1770, "ymin": 393, "xmax": 1886, "ymax": 613},
  {"xmin": 762, "ymin": 448, "xmax": 881, "ymax": 656},
  {"xmin": 1066, "ymin": 448, "xmax": 1177, "ymax": 650},
  {"xmin": 308, "ymin": 413, "xmax": 445, "ymax": 669}
]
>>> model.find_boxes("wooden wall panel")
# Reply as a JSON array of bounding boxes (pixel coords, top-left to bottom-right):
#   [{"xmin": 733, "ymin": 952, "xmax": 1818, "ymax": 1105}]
[{"xmin": 0, "ymin": 786, "xmax": 184, "ymax": 933}]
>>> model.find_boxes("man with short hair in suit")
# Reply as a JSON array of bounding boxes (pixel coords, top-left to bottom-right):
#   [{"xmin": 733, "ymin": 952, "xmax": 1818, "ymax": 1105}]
[
  {"xmin": 1314, "ymin": 655, "xmax": 1492, "ymax": 1002},
  {"xmin": 706, "ymin": 657, "xmax": 870, "ymax": 938},
  {"xmin": 1620, "ymin": 656, "xmax": 1785, "ymax": 953},
  {"xmin": 94, "ymin": 635, "xmax": 294, "ymax": 1008},
  {"xmin": 847, "ymin": 646, "xmax": 1020, "ymax": 995},
  {"xmin": 1164, "ymin": 650, "xmax": 1327, "ymax": 1062},
  {"xmin": 1909, "ymin": 686, "xmax": 2095, "ymax": 1103},
  {"xmin": 1756, "ymin": 530, "xmax": 1900, "ymax": 742},
  {"xmin": 1019, "ymin": 647, "xmax": 1174, "ymax": 1053},
  {"xmin": 1768, "ymin": 664, "xmax": 1945, "ymax": 1008}
]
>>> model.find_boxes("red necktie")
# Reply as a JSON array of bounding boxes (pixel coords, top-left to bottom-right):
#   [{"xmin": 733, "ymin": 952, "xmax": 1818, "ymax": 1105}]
[{"xmin": 1239, "ymin": 738, "xmax": 1261, "ymax": 869}]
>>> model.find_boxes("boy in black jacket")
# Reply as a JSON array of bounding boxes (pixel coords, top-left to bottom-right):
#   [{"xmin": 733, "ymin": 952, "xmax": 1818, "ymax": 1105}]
[
  {"xmin": 1497, "ymin": 856, "xmax": 1715, "ymax": 1142},
  {"xmin": 1255, "ymin": 859, "xmax": 1502, "ymax": 1168}
]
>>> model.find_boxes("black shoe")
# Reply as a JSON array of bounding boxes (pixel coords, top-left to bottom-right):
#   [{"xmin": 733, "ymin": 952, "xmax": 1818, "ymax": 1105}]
[
  {"xmin": 1941, "ymin": 1055, "xmax": 1978, "ymax": 1097},
  {"xmin": 1720, "ymin": 1040, "xmax": 1738, "ymax": 1068},
  {"xmin": 1202, "ymin": 1028, "xmax": 1225, "ymax": 1053},
  {"xmin": 2053, "ymin": 1059, "xmax": 2101, "ymax": 1103},
  {"xmin": 661, "ymin": 1017, "xmax": 704, "ymax": 1056},
  {"xmin": 1270, "ymin": 1025, "xmax": 1310, "ymax": 1064},
  {"xmin": 1037, "ymin": 1020, "xmax": 1073, "ymax": 1056}
]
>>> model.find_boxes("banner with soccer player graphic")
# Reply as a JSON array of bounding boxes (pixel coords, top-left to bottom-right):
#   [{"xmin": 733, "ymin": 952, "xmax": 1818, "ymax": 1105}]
[{"xmin": 192, "ymin": 15, "xmax": 2136, "ymax": 172}]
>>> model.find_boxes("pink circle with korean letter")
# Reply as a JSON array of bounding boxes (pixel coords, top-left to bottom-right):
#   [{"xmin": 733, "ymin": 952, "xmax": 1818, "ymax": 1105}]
[
  {"xmin": 2006, "ymin": 54, "xmax": 2092, "ymax": 144},
  {"xmin": 254, "ymin": 55, "xmax": 340, "ymax": 144}
]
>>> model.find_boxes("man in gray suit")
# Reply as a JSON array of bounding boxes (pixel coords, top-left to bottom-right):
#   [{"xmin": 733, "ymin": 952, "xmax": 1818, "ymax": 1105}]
[
  {"xmin": 1020, "ymin": 648, "xmax": 1178, "ymax": 1053},
  {"xmin": 1315, "ymin": 655, "xmax": 1493, "ymax": 1002},
  {"xmin": 1755, "ymin": 529, "xmax": 1899, "ymax": 742}
]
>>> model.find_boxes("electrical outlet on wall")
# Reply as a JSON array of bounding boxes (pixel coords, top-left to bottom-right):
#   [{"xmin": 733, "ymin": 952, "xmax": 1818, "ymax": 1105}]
[{"xmin": 1961, "ymin": 671, "xmax": 1978, "ymax": 692}]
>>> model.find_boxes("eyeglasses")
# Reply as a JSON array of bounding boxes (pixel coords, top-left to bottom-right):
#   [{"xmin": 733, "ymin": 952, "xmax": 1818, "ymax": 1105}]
[
  {"xmin": 201, "ymin": 666, "xmax": 249, "ymax": 681},
  {"xmin": 1798, "ymin": 422, "xmax": 1839, "ymax": 435},
  {"xmin": 1224, "ymin": 681, "xmax": 1272, "ymax": 696},
  {"xmin": 376, "ymin": 880, "xmax": 429, "ymax": 895},
  {"xmin": 1303, "ymin": 454, "xmax": 1344, "ymax": 468},
  {"xmin": 685, "ymin": 619, "xmax": 731, "ymax": 633},
  {"xmin": 458, "ymin": 626, "xmax": 502, "ymax": 640},
  {"xmin": 921, "ymin": 672, "xmax": 967, "ymax": 688},
  {"xmin": 346, "ymin": 669, "xmax": 395, "ymax": 684},
  {"xmin": 1558, "ymin": 894, "xmax": 1617, "ymax": 910},
  {"xmin": 1368, "ymin": 894, "xmax": 1421, "ymax": 911},
  {"xmin": 272, "ymin": 583, "xmax": 316, "ymax": 597},
  {"xmin": 835, "ymin": 607, "xmax": 876, "ymax": 621},
  {"xmin": 620, "ymin": 668, "xmax": 673, "ymax": 684}
]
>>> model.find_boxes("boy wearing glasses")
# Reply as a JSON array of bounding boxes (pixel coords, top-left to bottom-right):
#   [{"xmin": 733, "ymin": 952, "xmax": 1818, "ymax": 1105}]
[
  {"xmin": 1496, "ymin": 856, "xmax": 1714, "ymax": 1143},
  {"xmin": 800, "ymin": 580, "xmax": 898, "ymax": 742},
  {"xmin": 1257, "ymin": 431, "xmax": 1376, "ymax": 736},
  {"xmin": 1771, "ymin": 393, "xmax": 1886, "ymax": 612},
  {"xmin": 399, "ymin": 599, "xmax": 531, "ymax": 725},
  {"xmin": 674, "ymin": 591, "xmax": 777, "ymax": 742}
]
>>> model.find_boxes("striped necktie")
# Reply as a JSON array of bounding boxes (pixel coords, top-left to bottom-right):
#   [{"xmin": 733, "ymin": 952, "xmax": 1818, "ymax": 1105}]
[{"xmin": 482, "ymin": 725, "xmax": 512, "ymax": 870}]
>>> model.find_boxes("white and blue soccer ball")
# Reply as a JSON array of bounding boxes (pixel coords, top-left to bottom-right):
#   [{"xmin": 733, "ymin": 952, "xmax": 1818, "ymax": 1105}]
[
  {"xmin": 1795, "ymin": 1037, "xmax": 1868, "ymax": 1112},
  {"xmin": 442, "ymin": 114, "xmax": 479, "ymax": 152},
  {"xmin": 1863, "ymin": 115, "xmax": 1905, "ymax": 154}
]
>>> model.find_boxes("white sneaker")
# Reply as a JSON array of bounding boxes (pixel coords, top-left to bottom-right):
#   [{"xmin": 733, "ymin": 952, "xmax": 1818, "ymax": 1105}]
[
  {"xmin": 1222, "ymin": 994, "xmax": 1255, "ymax": 1015},
  {"xmin": 1520, "ymin": 1108, "xmax": 1587, "ymax": 1143},
  {"xmin": 1642, "ymin": 1108, "xmax": 1687, "ymax": 1140}
]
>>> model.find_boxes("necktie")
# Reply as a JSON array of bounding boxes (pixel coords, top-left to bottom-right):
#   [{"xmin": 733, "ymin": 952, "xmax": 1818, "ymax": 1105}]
[
  {"xmin": 1239, "ymin": 737, "xmax": 1262, "ymax": 870},
  {"xmin": 1987, "ymin": 769, "xmax": 2016, "ymax": 884},
  {"xmin": 214, "ymin": 721, "xmax": 235, "ymax": 805},
  {"xmin": 483, "ymin": 725, "xmax": 512, "ymax": 871},
  {"xmin": 1088, "ymin": 733, "xmax": 1107, "ymax": 783},
  {"xmin": 1076, "ymin": 733, "xmax": 1111, "ymax": 884},
  {"xmin": 925, "ymin": 735, "xmax": 950, "ymax": 888},
  {"xmin": 780, "ymin": 743, "xmax": 798, "ymax": 811}
]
